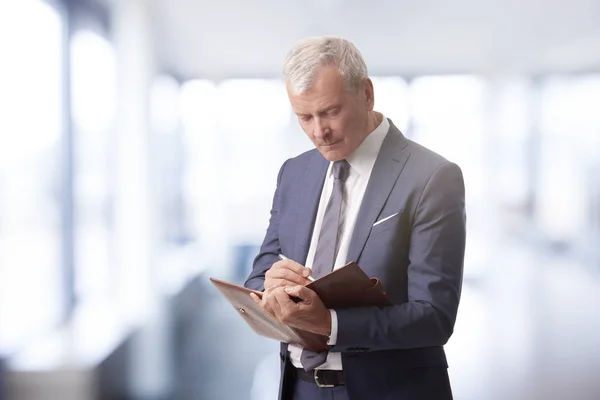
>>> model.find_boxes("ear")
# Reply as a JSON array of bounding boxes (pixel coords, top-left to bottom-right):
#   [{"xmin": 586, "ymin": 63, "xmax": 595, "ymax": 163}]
[{"xmin": 362, "ymin": 78, "xmax": 375, "ymax": 111}]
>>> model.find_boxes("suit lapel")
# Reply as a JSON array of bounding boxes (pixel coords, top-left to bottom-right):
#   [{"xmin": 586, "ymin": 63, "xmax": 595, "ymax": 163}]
[
  {"xmin": 346, "ymin": 122, "xmax": 411, "ymax": 263},
  {"xmin": 293, "ymin": 151, "xmax": 328, "ymax": 265}
]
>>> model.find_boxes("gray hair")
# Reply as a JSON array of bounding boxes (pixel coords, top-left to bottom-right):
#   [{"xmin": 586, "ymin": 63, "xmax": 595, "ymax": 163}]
[{"xmin": 282, "ymin": 36, "xmax": 368, "ymax": 94}]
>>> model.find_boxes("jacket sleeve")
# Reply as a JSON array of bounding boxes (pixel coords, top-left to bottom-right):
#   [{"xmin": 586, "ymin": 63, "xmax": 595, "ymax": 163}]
[
  {"xmin": 331, "ymin": 162, "xmax": 466, "ymax": 352},
  {"xmin": 244, "ymin": 160, "xmax": 288, "ymax": 292}
]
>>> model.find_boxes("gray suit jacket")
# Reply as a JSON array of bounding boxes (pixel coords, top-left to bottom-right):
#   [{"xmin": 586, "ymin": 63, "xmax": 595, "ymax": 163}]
[{"xmin": 245, "ymin": 120, "xmax": 466, "ymax": 399}]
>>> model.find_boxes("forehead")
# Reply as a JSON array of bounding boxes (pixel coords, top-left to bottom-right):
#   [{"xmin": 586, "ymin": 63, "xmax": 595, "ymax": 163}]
[{"xmin": 287, "ymin": 66, "xmax": 348, "ymax": 112}]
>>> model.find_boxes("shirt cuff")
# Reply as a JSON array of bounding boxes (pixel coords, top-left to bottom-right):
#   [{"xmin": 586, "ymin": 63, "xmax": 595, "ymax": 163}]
[{"xmin": 327, "ymin": 309, "xmax": 338, "ymax": 345}]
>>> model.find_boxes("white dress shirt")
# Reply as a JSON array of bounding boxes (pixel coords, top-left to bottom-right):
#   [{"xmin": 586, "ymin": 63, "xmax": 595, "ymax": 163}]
[{"xmin": 288, "ymin": 116, "xmax": 390, "ymax": 370}]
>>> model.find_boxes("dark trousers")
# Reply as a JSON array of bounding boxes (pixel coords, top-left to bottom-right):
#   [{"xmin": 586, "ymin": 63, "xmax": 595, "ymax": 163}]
[
  {"xmin": 291, "ymin": 377, "xmax": 350, "ymax": 400},
  {"xmin": 285, "ymin": 365, "xmax": 453, "ymax": 400}
]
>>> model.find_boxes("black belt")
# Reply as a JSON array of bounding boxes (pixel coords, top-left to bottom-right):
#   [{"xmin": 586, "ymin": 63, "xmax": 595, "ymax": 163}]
[{"xmin": 293, "ymin": 367, "xmax": 345, "ymax": 387}]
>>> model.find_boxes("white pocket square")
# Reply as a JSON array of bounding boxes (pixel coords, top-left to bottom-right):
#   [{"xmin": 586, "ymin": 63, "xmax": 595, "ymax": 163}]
[{"xmin": 373, "ymin": 212, "xmax": 399, "ymax": 227}]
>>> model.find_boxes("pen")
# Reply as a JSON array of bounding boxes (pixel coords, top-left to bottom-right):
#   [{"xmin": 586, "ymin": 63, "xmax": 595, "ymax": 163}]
[{"xmin": 278, "ymin": 254, "xmax": 315, "ymax": 281}]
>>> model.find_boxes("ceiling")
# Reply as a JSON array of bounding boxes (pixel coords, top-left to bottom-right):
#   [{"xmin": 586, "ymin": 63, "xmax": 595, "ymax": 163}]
[{"xmin": 144, "ymin": 0, "xmax": 600, "ymax": 79}]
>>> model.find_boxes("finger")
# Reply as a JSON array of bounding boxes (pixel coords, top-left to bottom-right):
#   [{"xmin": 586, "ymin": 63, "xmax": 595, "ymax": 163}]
[
  {"xmin": 273, "ymin": 286, "xmax": 296, "ymax": 305},
  {"xmin": 257, "ymin": 288, "xmax": 278, "ymax": 316},
  {"xmin": 268, "ymin": 266, "xmax": 312, "ymax": 286},
  {"xmin": 249, "ymin": 292, "xmax": 261, "ymax": 305},
  {"xmin": 273, "ymin": 260, "xmax": 313, "ymax": 280},
  {"xmin": 272, "ymin": 288, "xmax": 296, "ymax": 323},
  {"xmin": 284, "ymin": 285, "xmax": 316, "ymax": 304},
  {"xmin": 266, "ymin": 271, "xmax": 305, "ymax": 287},
  {"xmin": 263, "ymin": 301, "xmax": 276, "ymax": 318},
  {"xmin": 264, "ymin": 278, "xmax": 285, "ymax": 290},
  {"xmin": 264, "ymin": 288, "xmax": 284, "ymax": 318}
]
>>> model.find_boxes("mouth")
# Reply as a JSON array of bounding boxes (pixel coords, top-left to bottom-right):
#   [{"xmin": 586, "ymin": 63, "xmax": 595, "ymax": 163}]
[{"xmin": 321, "ymin": 139, "xmax": 342, "ymax": 148}]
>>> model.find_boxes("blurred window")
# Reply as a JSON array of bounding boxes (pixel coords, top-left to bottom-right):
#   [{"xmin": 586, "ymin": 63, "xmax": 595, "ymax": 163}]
[
  {"xmin": 150, "ymin": 75, "xmax": 187, "ymax": 246},
  {"xmin": 0, "ymin": 0, "xmax": 64, "ymax": 353},
  {"xmin": 218, "ymin": 79, "xmax": 290, "ymax": 243},
  {"xmin": 409, "ymin": 75, "xmax": 487, "ymax": 226},
  {"xmin": 180, "ymin": 79, "xmax": 219, "ymax": 257},
  {"xmin": 487, "ymin": 80, "xmax": 533, "ymax": 213},
  {"xmin": 370, "ymin": 76, "xmax": 410, "ymax": 133},
  {"xmin": 180, "ymin": 79, "xmax": 291, "ymax": 277},
  {"xmin": 71, "ymin": 29, "xmax": 117, "ymax": 306},
  {"xmin": 537, "ymin": 75, "xmax": 600, "ymax": 242}
]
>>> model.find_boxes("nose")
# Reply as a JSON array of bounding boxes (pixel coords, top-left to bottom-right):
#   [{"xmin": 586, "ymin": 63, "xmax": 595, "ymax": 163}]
[{"xmin": 313, "ymin": 118, "xmax": 330, "ymax": 140}]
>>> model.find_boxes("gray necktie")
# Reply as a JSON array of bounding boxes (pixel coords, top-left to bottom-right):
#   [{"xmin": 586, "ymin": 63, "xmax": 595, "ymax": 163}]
[{"xmin": 300, "ymin": 160, "xmax": 350, "ymax": 371}]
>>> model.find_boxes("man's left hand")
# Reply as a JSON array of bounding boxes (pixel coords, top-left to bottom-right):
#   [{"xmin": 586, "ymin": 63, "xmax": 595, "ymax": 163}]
[{"xmin": 250, "ymin": 285, "xmax": 331, "ymax": 337}]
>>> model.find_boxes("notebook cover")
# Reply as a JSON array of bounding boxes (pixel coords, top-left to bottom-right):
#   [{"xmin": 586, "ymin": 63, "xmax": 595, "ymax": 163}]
[{"xmin": 210, "ymin": 261, "xmax": 391, "ymax": 351}]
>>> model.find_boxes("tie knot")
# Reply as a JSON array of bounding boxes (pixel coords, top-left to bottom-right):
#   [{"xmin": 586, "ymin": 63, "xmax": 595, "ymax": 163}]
[{"xmin": 333, "ymin": 160, "xmax": 350, "ymax": 182}]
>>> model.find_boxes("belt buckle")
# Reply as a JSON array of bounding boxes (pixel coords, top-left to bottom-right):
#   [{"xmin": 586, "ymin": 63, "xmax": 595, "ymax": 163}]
[{"xmin": 313, "ymin": 369, "xmax": 334, "ymax": 388}]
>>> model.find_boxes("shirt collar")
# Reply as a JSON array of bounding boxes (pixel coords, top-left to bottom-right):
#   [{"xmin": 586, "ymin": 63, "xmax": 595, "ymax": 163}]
[{"xmin": 344, "ymin": 115, "xmax": 390, "ymax": 177}]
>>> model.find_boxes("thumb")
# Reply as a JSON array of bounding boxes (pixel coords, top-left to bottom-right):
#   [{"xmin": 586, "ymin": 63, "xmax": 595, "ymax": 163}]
[
  {"xmin": 284, "ymin": 285, "xmax": 301, "ymax": 296},
  {"xmin": 285, "ymin": 285, "xmax": 313, "ymax": 301}
]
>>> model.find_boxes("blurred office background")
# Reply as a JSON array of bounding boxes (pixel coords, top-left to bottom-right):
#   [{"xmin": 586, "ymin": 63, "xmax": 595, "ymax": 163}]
[{"xmin": 1, "ymin": 0, "xmax": 599, "ymax": 399}]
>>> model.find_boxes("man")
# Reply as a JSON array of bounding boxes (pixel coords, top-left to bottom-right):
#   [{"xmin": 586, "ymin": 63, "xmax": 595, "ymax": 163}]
[{"xmin": 245, "ymin": 36, "xmax": 466, "ymax": 400}]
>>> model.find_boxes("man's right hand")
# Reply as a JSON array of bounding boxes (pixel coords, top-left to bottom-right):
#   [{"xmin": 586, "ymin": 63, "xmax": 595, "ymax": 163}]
[{"xmin": 264, "ymin": 258, "xmax": 313, "ymax": 290}]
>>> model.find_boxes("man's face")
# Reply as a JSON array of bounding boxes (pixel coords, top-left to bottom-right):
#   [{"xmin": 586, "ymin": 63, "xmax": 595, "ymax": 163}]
[{"xmin": 287, "ymin": 66, "xmax": 373, "ymax": 161}]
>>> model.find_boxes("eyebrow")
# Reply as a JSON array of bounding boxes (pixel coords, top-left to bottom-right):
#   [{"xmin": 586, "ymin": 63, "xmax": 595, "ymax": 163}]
[
  {"xmin": 316, "ymin": 104, "xmax": 340, "ymax": 114},
  {"xmin": 308, "ymin": 104, "xmax": 341, "ymax": 115},
  {"xmin": 295, "ymin": 104, "xmax": 340, "ymax": 118}
]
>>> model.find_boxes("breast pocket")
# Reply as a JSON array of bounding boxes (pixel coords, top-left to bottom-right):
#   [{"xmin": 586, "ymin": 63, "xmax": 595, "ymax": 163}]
[{"xmin": 369, "ymin": 210, "xmax": 403, "ymax": 237}]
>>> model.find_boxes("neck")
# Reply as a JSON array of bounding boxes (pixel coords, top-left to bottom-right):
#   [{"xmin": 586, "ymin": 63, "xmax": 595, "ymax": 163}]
[{"xmin": 365, "ymin": 111, "xmax": 383, "ymax": 134}]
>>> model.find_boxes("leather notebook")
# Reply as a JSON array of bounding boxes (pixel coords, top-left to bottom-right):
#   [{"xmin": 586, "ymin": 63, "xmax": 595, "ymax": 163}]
[{"xmin": 210, "ymin": 261, "xmax": 391, "ymax": 352}]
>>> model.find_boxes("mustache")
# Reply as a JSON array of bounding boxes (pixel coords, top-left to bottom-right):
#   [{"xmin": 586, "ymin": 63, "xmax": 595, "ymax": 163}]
[{"xmin": 317, "ymin": 139, "xmax": 342, "ymax": 146}]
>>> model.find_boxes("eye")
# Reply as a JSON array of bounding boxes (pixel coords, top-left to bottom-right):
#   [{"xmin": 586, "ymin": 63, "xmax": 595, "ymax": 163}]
[
  {"xmin": 299, "ymin": 115, "xmax": 312, "ymax": 122},
  {"xmin": 320, "ymin": 107, "xmax": 340, "ymax": 118}
]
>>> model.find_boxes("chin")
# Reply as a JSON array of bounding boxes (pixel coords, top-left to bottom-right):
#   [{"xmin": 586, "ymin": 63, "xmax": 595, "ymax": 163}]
[{"xmin": 318, "ymin": 147, "xmax": 347, "ymax": 162}]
